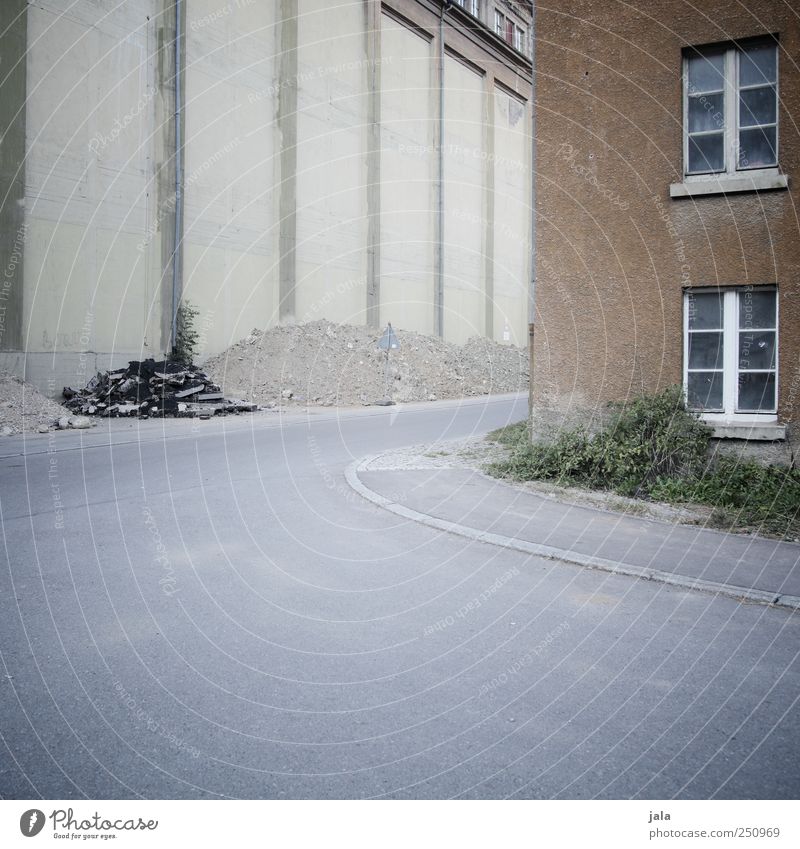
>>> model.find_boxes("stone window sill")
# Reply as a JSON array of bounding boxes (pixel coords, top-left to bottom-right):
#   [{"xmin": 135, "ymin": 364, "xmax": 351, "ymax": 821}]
[
  {"xmin": 708, "ymin": 422, "xmax": 786, "ymax": 441},
  {"xmin": 670, "ymin": 172, "xmax": 788, "ymax": 198}
]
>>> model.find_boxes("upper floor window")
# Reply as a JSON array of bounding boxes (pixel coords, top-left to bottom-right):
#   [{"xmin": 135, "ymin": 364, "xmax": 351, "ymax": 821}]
[
  {"xmin": 684, "ymin": 39, "xmax": 778, "ymax": 177},
  {"xmin": 454, "ymin": 0, "xmax": 480, "ymax": 16},
  {"xmin": 493, "ymin": 9, "xmax": 526, "ymax": 54},
  {"xmin": 494, "ymin": 9, "xmax": 504, "ymax": 36}
]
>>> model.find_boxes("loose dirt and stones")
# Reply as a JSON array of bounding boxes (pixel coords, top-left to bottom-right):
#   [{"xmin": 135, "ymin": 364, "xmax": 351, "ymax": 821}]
[{"xmin": 204, "ymin": 320, "xmax": 529, "ymax": 407}]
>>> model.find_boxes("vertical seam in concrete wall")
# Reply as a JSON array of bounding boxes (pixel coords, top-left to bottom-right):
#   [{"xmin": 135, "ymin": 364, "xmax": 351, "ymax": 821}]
[
  {"xmin": 434, "ymin": 5, "xmax": 446, "ymax": 338},
  {"xmin": 528, "ymin": 0, "xmax": 536, "ymax": 433},
  {"xmin": 170, "ymin": 0, "xmax": 185, "ymax": 351},
  {"xmin": 366, "ymin": 0, "xmax": 381, "ymax": 328},
  {"xmin": 278, "ymin": 0, "xmax": 298, "ymax": 321},
  {"xmin": 528, "ymin": 1, "xmax": 536, "ymax": 328},
  {"xmin": 0, "ymin": 0, "xmax": 27, "ymax": 353},
  {"xmin": 484, "ymin": 77, "xmax": 495, "ymax": 340},
  {"xmin": 157, "ymin": 0, "xmax": 181, "ymax": 354}
]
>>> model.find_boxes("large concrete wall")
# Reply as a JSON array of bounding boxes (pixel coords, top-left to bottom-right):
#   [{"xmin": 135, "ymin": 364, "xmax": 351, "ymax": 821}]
[
  {"xmin": 294, "ymin": 0, "xmax": 369, "ymax": 327},
  {"xmin": 379, "ymin": 12, "xmax": 435, "ymax": 335},
  {"xmin": 182, "ymin": 0, "xmax": 279, "ymax": 357},
  {"xmin": 442, "ymin": 55, "xmax": 485, "ymax": 344},
  {"xmin": 492, "ymin": 86, "xmax": 529, "ymax": 347},
  {"xmin": 533, "ymin": 0, "xmax": 800, "ymax": 452},
  {"xmin": 0, "ymin": 0, "xmax": 27, "ymax": 355},
  {"xmin": 179, "ymin": 0, "xmax": 531, "ymax": 348},
  {"xmin": 1, "ymin": 1, "xmax": 533, "ymax": 396},
  {"xmin": 0, "ymin": 0, "xmax": 170, "ymax": 395}
]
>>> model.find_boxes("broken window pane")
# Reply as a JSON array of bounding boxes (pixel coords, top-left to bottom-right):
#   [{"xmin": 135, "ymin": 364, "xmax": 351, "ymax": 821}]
[{"xmin": 738, "ymin": 331, "xmax": 776, "ymax": 370}]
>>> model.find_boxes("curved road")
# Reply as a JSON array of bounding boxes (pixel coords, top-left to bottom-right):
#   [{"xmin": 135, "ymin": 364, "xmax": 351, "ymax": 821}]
[{"xmin": 1, "ymin": 394, "xmax": 798, "ymax": 799}]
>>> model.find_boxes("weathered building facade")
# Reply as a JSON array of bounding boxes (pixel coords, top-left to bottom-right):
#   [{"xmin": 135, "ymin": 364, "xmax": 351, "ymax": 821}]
[
  {"xmin": 0, "ymin": 0, "xmax": 532, "ymax": 396},
  {"xmin": 532, "ymin": 0, "xmax": 800, "ymax": 458}
]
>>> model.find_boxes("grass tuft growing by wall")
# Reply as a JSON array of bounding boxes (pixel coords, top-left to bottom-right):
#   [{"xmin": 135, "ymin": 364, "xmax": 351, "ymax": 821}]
[{"xmin": 488, "ymin": 386, "xmax": 800, "ymax": 539}]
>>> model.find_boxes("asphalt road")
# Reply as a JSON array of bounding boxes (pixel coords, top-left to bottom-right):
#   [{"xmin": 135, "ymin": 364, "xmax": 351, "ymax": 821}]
[{"xmin": 1, "ymin": 394, "xmax": 798, "ymax": 799}]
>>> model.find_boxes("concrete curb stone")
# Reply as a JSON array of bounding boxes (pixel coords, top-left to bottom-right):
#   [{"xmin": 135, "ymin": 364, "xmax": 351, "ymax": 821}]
[{"xmin": 345, "ymin": 455, "xmax": 800, "ymax": 613}]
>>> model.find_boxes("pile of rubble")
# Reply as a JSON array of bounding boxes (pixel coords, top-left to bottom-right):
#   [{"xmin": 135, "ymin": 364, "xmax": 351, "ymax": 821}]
[
  {"xmin": 204, "ymin": 320, "xmax": 529, "ymax": 407},
  {"xmin": 62, "ymin": 359, "xmax": 257, "ymax": 419},
  {"xmin": 0, "ymin": 372, "xmax": 72, "ymax": 435}
]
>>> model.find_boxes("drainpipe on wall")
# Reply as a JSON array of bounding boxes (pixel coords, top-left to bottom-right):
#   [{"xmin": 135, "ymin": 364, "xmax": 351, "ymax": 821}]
[
  {"xmin": 436, "ymin": 2, "xmax": 451, "ymax": 338},
  {"xmin": 171, "ymin": 0, "xmax": 184, "ymax": 355},
  {"xmin": 528, "ymin": 1, "xmax": 536, "ymax": 433}
]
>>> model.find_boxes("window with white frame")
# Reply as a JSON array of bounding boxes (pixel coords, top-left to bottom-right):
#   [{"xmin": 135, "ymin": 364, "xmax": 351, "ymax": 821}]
[
  {"xmin": 494, "ymin": 9, "xmax": 504, "ymax": 36},
  {"xmin": 684, "ymin": 39, "xmax": 778, "ymax": 177},
  {"xmin": 492, "ymin": 10, "xmax": 525, "ymax": 53},
  {"xmin": 684, "ymin": 287, "xmax": 777, "ymax": 418},
  {"xmin": 454, "ymin": 0, "xmax": 480, "ymax": 16}
]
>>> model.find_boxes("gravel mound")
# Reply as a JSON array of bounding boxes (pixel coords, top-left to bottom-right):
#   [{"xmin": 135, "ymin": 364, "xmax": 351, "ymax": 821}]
[
  {"xmin": 0, "ymin": 372, "xmax": 69, "ymax": 434},
  {"xmin": 204, "ymin": 320, "xmax": 529, "ymax": 407}
]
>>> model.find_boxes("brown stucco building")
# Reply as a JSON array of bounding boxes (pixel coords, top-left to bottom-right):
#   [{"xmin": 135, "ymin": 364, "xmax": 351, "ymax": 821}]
[{"xmin": 532, "ymin": 0, "xmax": 800, "ymax": 459}]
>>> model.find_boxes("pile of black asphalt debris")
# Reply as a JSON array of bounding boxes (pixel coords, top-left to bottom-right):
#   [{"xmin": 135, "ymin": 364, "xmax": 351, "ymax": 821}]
[{"xmin": 62, "ymin": 359, "xmax": 257, "ymax": 419}]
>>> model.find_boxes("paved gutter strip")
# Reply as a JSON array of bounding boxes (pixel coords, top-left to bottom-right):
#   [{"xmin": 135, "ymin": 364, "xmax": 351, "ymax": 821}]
[{"xmin": 345, "ymin": 456, "xmax": 800, "ymax": 613}]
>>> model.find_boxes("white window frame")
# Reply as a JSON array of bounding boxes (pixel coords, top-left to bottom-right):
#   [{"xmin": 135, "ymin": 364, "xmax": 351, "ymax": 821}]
[
  {"xmin": 681, "ymin": 39, "xmax": 779, "ymax": 183},
  {"xmin": 683, "ymin": 287, "xmax": 778, "ymax": 425},
  {"xmin": 514, "ymin": 24, "xmax": 525, "ymax": 53},
  {"xmin": 454, "ymin": 0, "xmax": 480, "ymax": 16},
  {"xmin": 494, "ymin": 10, "xmax": 504, "ymax": 37}
]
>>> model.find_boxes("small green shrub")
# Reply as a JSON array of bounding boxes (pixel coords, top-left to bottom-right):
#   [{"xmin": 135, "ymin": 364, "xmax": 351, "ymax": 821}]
[
  {"xmin": 601, "ymin": 387, "xmax": 712, "ymax": 494},
  {"xmin": 650, "ymin": 458, "xmax": 800, "ymax": 537},
  {"xmin": 490, "ymin": 386, "xmax": 710, "ymax": 497},
  {"xmin": 488, "ymin": 386, "xmax": 800, "ymax": 538},
  {"xmin": 494, "ymin": 425, "xmax": 601, "ymax": 485},
  {"xmin": 171, "ymin": 300, "xmax": 199, "ymax": 364}
]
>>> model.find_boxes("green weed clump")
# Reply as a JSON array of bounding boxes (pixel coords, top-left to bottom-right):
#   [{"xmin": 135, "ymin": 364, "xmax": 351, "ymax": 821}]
[
  {"xmin": 649, "ymin": 458, "xmax": 800, "ymax": 537},
  {"xmin": 487, "ymin": 386, "xmax": 800, "ymax": 538},
  {"xmin": 490, "ymin": 386, "xmax": 710, "ymax": 496},
  {"xmin": 486, "ymin": 419, "xmax": 529, "ymax": 448},
  {"xmin": 171, "ymin": 300, "xmax": 200, "ymax": 364}
]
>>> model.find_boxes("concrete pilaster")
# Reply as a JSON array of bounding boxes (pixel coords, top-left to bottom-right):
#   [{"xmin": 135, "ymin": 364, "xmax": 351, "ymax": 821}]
[
  {"xmin": 365, "ymin": 0, "xmax": 381, "ymax": 328},
  {"xmin": 278, "ymin": 0, "xmax": 298, "ymax": 321},
  {"xmin": 155, "ymin": 0, "xmax": 185, "ymax": 354},
  {"xmin": 433, "ymin": 14, "xmax": 444, "ymax": 338},
  {"xmin": 483, "ymin": 77, "xmax": 495, "ymax": 340},
  {"xmin": 0, "ymin": 0, "xmax": 28, "ymax": 353}
]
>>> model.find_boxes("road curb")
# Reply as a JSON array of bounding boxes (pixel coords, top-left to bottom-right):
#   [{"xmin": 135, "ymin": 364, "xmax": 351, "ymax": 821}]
[{"xmin": 345, "ymin": 457, "xmax": 800, "ymax": 613}]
